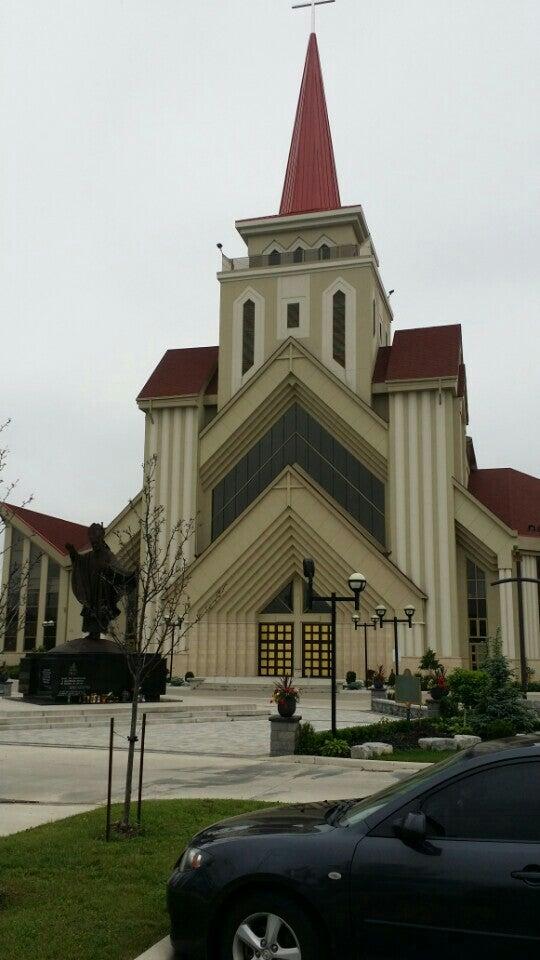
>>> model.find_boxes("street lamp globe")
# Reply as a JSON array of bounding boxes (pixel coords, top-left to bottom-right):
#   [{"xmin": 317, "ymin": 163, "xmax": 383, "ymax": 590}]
[
  {"xmin": 404, "ymin": 604, "xmax": 415, "ymax": 620},
  {"xmin": 375, "ymin": 604, "xmax": 387, "ymax": 620},
  {"xmin": 348, "ymin": 572, "xmax": 367, "ymax": 593}
]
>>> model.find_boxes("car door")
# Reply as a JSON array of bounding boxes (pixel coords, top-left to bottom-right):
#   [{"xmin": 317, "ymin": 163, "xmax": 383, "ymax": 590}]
[{"xmin": 350, "ymin": 758, "xmax": 540, "ymax": 959}]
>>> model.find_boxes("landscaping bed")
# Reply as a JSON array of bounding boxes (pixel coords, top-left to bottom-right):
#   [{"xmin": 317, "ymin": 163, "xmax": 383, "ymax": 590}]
[{"xmin": 0, "ymin": 798, "xmax": 270, "ymax": 960}]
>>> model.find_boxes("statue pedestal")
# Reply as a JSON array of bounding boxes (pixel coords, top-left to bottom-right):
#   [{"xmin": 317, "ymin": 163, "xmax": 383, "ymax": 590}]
[{"xmin": 19, "ymin": 638, "xmax": 167, "ymax": 704}]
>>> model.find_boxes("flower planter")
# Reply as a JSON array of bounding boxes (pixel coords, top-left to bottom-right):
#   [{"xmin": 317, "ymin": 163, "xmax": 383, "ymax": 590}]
[
  {"xmin": 429, "ymin": 686, "xmax": 448, "ymax": 702},
  {"xmin": 277, "ymin": 695, "xmax": 297, "ymax": 718}
]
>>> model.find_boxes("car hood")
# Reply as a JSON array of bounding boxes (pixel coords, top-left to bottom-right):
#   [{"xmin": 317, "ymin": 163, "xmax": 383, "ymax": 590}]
[{"xmin": 193, "ymin": 801, "xmax": 344, "ymax": 844}]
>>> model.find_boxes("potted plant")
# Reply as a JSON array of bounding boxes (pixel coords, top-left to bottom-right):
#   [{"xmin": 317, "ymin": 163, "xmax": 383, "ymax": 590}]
[
  {"xmin": 373, "ymin": 665, "xmax": 386, "ymax": 690},
  {"xmin": 271, "ymin": 676, "xmax": 300, "ymax": 718}
]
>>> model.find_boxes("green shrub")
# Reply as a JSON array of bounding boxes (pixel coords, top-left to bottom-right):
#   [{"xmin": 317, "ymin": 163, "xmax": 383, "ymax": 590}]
[
  {"xmin": 419, "ymin": 648, "xmax": 441, "ymax": 672},
  {"xmin": 387, "ymin": 670, "xmax": 396, "ymax": 688},
  {"xmin": 296, "ymin": 717, "xmax": 451, "ymax": 755},
  {"xmin": 169, "ymin": 676, "xmax": 185, "ymax": 687},
  {"xmin": 471, "ymin": 718, "xmax": 517, "ymax": 740},
  {"xmin": 447, "ymin": 668, "xmax": 490, "ymax": 710},
  {"xmin": 296, "ymin": 721, "xmax": 319, "ymax": 755},
  {"xmin": 346, "ymin": 671, "xmax": 357, "ymax": 685},
  {"xmin": 345, "ymin": 681, "xmax": 363, "ymax": 690},
  {"xmin": 527, "ymin": 682, "xmax": 540, "ymax": 692},
  {"xmin": 7, "ymin": 664, "xmax": 19, "ymax": 680},
  {"xmin": 320, "ymin": 738, "xmax": 350, "ymax": 758}
]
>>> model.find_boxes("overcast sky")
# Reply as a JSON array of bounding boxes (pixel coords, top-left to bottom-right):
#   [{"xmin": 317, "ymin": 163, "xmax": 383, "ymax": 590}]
[{"xmin": 1, "ymin": 0, "xmax": 539, "ymax": 526}]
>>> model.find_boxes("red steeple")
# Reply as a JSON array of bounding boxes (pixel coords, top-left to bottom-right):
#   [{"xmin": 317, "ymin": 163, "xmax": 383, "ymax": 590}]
[{"xmin": 279, "ymin": 33, "xmax": 341, "ymax": 216}]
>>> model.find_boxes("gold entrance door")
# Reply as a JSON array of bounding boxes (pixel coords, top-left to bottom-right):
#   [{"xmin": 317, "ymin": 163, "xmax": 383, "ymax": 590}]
[
  {"xmin": 302, "ymin": 623, "xmax": 332, "ymax": 678},
  {"xmin": 258, "ymin": 623, "xmax": 294, "ymax": 676}
]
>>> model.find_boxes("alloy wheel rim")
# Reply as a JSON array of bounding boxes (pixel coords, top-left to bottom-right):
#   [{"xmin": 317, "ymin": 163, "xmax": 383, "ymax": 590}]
[{"xmin": 232, "ymin": 911, "xmax": 301, "ymax": 960}]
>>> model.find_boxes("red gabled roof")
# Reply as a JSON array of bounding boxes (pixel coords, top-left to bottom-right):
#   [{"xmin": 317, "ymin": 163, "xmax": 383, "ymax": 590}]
[
  {"xmin": 468, "ymin": 468, "xmax": 540, "ymax": 538},
  {"xmin": 373, "ymin": 325, "xmax": 463, "ymax": 384},
  {"xmin": 1, "ymin": 504, "xmax": 89, "ymax": 556},
  {"xmin": 279, "ymin": 33, "xmax": 341, "ymax": 216},
  {"xmin": 137, "ymin": 346, "xmax": 218, "ymax": 401}
]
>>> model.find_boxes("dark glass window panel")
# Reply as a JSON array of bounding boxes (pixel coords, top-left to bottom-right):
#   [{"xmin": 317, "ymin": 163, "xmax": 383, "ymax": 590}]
[
  {"xmin": 293, "ymin": 247, "xmax": 304, "ymax": 263},
  {"xmin": 23, "ymin": 545, "xmax": 42, "ymax": 650},
  {"xmin": 372, "ymin": 478, "xmax": 385, "ymax": 512},
  {"xmin": 296, "ymin": 405, "xmax": 308, "ymax": 437},
  {"xmin": 332, "ymin": 472, "xmax": 347, "ymax": 509},
  {"xmin": 242, "ymin": 299, "xmax": 255, "ymax": 375},
  {"xmin": 213, "ymin": 483, "xmax": 224, "ymax": 514},
  {"xmin": 466, "ymin": 559, "xmax": 476, "ymax": 578},
  {"xmin": 319, "ymin": 244, "xmax": 330, "ymax": 260},
  {"xmin": 467, "ymin": 560, "xmax": 488, "ymax": 647},
  {"xmin": 262, "ymin": 582, "xmax": 294, "ymax": 614},
  {"xmin": 468, "ymin": 599, "xmax": 478, "ymax": 619},
  {"xmin": 469, "ymin": 620, "xmax": 478, "ymax": 638},
  {"xmin": 332, "ymin": 290, "xmax": 346, "ymax": 367},
  {"xmin": 467, "ymin": 579, "xmax": 477, "ymax": 599},
  {"xmin": 295, "ymin": 436, "xmax": 309, "ymax": 472},
  {"xmin": 479, "ymin": 620, "xmax": 487, "ymax": 638},
  {"xmin": 333, "ymin": 442, "xmax": 347, "ymax": 477},
  {"xmin": 287, "ymin": 302, "xmax": 300, "ymax": 328},
  {"xmin": 477, "ymin": 576, "xmax": 486, "ymax": 599},
  {"xmin": 211, "ymin": 404, "xmax": 386, "ymax": 544},
  {"xmin": 422, "ymin": 762, "xmax": 540, "ymax": 842},
  {"xmin": 271, "ymin": 417, "xmax": 284, "ymax": 454},
  {"xmin": 268, "ymin": 250, "xmax": 281, "ymax": 265},
  {"xmin": 477, "ymin": 598, "xmax": 487, "ymax": 618}
]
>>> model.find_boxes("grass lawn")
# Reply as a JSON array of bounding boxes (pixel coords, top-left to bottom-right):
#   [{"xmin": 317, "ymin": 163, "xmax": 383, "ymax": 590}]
[
  {"xmin": 0, "ymin": 798, "xmax": 271, "ymax": 960},
  {"xmin": 379, "ymin": 748, "xmax": 458, "ymax": 763}
]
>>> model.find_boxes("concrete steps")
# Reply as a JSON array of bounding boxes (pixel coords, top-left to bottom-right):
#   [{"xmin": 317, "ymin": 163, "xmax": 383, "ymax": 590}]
[{"xmin": 0, "ymin": 702, "xmax": 268, "ymax": 731}]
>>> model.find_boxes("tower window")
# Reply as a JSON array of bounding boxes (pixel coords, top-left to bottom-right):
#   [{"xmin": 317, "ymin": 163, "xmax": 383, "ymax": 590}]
[
  {"xmin": 287, "ymin": 302, "xmax": 300, "ymax": 329},
  {"xmin": 332, "ymin": 289, "xmax": 346, "ymax": 367},
  {"xmin": 319, "ymin": 244, "xmax": 330, "ymax": 260},
  {"xmin": 269, "ymin": 249, "xmax": 281, "ymax": 266},
  {"xmin": 293, "ymin": 246, "xmax": 304, "ymax": 263},
  {"xmin": 467, "ymin": 559, "xmax": 487, "ymax": 668},
  {"xmin": 242, "ymin": 299, "xmax": 255, "ymax": 375}
]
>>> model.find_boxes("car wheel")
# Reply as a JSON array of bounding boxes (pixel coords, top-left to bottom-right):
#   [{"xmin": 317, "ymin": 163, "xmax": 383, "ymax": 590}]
[{"xmin": 219, "ymin": 891, "xmax": 319, "ymax": 960}]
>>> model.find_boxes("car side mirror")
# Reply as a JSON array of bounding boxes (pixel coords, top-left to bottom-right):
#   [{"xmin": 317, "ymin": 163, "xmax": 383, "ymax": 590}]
[
  {"xmin": 394, "ymin": 812, "xmax": 427, "ymax": 845},
  {"xmin": 393, "ymin": 812, "xmax": 441, "ymax": 856}
]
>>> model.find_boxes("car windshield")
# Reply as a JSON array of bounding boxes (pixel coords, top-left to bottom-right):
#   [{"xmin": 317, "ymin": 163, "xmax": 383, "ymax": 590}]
[{"xmin": 338, "ymin": 752, "xmax": 466, "ymax": 826}]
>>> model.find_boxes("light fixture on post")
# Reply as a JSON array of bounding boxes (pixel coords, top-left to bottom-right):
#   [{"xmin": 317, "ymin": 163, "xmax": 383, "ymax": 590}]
[
  {"xmin": 373, "ymin": 604, "xmax": 416, "ymax": 675},
  {"xmin": 164, "ymin": 615, "xmax": 184, "ymax": 682},
  {"xmin": 352, "ymin": 610, "xmax": 378, "ymax": 686},
  {"xmin": 303, "ymin": 558, "xmax": 368, "ymax": 735},
  {"xmin": 348, "ymin": 572, "xmax": 367, "ymax": 610}
]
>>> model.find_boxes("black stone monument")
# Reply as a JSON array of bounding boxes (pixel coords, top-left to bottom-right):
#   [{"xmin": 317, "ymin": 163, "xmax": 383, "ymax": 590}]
[{"xmin": 19, "ymin": 523, "xmax": 167, "ymax": 703}]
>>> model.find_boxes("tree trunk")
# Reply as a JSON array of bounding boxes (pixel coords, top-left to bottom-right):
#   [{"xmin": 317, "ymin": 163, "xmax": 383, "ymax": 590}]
[{"xmin": 121, "ymin": 676, "xmax": 140, "ymax": 829}]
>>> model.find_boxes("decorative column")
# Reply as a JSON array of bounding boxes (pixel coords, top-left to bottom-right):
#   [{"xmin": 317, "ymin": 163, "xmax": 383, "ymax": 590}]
[
  {"xmin": 521, "ymin": 556, "xmax": 540, "ymax": 664},
  {"xmin": 497, "ymin": 567, "xmax": 516, "ymax": 660}
]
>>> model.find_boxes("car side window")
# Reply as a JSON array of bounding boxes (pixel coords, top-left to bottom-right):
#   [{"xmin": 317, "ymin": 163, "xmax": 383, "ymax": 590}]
[{"xmin": 421, "ymin": 761, "xmax": 540, "ymax": 842}]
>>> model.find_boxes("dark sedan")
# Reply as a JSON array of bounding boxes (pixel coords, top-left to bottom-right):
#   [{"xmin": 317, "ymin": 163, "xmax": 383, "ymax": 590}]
[{"xmin": 167, "ymin": 737, "xmax": 540, "ymax": 959}]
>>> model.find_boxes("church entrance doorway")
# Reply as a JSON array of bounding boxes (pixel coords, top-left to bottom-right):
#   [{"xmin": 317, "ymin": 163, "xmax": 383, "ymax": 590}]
[
  {"xmin": 258, "ymin": 623, "xmax": 294, "ymax": 677},
  {"xmin": 257, "ymin": 577, "xmax": 332, "ymax": 677},
  {"xmin": 302, "ymin": 623, "xmax": 331, "ymax": 678}
]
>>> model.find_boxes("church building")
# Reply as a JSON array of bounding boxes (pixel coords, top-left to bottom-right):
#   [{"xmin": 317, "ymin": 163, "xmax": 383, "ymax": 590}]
[{"xmin": 2, "ymin": 33, "xmax": 540, "ymax": 682}]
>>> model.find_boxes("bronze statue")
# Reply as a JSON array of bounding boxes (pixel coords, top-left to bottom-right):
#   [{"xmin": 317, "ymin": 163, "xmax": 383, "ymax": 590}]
[{"xmin": 66, "ymin": 523, "xmax": 136, "ymax": 639}]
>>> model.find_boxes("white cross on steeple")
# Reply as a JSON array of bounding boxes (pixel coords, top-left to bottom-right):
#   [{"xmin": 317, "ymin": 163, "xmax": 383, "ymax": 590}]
[{"xmin": 292, "ymin": 0, "xmax": 335, "ymax": 34}]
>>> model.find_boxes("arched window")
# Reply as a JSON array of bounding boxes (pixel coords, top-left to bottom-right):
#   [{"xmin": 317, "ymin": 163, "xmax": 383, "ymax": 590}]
[
  {"xmin": 332, "ymin": 290, "xmax": 346, "ymax": 367},
  {"xmin": 319, "ymin": 243, "xmax": 331, "ymax": 260},
  {"xmin": 268, "ymin": 249, "xmax": 281, "ymax": 266},
  {"xmin": 293, "ymin": 246, "xmax": 304, "ymax": 263},
  {"xmin": 242, "ymin": 299, "xmax": 255, "ymax": 375}
]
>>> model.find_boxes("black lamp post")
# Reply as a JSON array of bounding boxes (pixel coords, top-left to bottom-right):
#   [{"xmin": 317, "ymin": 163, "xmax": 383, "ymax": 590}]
[
  {"xmin": 491, "ymin": 570, "xmax": 540, "ymax": 689},
  {"xmin": 374, "ymin": 604, "xmax": 415, "ymax": 676},
  {"xmin": 165, "ymin": 616, "xmax": 184, "ymax": 682},
  {"xmin": 351, "ymin": 613, "xmax": 378, "ymax": 684},
  {"xmin": 303, "ymin": 558, "xmax": 367, "ymax": 735}
]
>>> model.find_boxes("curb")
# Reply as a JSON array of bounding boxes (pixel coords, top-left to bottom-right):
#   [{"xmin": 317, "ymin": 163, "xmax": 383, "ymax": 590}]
[
  {"xmin": 278, "ymin": 755, "xmax": 430, "ymax": 773},
  {"xmin": 133, "ymin": 936, "xmax": 173, "ymax": 960}
]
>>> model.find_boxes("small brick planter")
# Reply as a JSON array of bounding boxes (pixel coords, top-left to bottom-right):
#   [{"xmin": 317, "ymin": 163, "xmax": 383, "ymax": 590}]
[{"xmin": 269, "ymin": 715, "xmax": 302, "ymax": 756}]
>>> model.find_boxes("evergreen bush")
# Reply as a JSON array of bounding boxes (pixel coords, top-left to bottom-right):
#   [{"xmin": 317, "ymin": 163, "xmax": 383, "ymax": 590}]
[{"xmin": 320, "ymin": 738, "xmax": 350, "ymax": 758}]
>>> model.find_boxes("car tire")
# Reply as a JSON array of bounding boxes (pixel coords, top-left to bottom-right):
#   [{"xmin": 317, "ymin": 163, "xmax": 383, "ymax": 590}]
[{"xmin": 219, "ymin": 889, "xmax": 320, "ymax": 960}]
